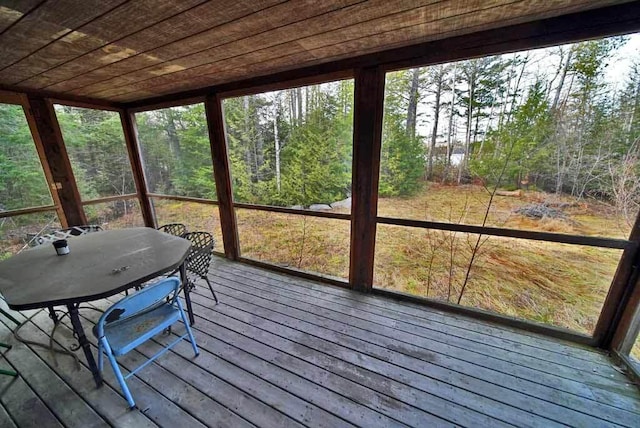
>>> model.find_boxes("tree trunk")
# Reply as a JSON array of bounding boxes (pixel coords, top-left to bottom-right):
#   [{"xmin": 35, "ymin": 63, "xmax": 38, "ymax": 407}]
[
  {"xmin": 459, "ymin": 69, "xmax": 474, "ymax": 184},
  {"xmin": 296, "ymin": 87, "xmax": 303, "ymax": 125},
  {"xmin": 444, "ymin": 64, "xmax": 457, "ymax": 182},
  {"xmin": 274, "ymin": 117, "xmax": 281, "ymax": 192},
  {"xmin": 428, "ymin": 69, "xmax": 443, "ymax": 179},
  {"xmin": 552, "ymin": 48, "xmax": 573, "ymax": 111},
  {"xmin": 406, "ymin": 67, "xmax": 421, "ymax": 139}
]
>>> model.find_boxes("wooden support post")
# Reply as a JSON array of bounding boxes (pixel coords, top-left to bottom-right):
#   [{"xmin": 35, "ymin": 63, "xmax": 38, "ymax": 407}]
[
  {"xmin": 349, "ymin": 66, "xmax": 385, "ymax": 292},
  {"xmin": 204, "ymin": 93, "xmax": 239, "ymax": 260},
  {"xmin": 26, "ymin": 96, "xmax": 86, "ymax": 227},
  {"xmin": 120, "ymin": 111, "xmax": 156, "ymax": 228},
  {"xmin": 600, "ymin": 212, "xmax": 640, "ymax": 350}
]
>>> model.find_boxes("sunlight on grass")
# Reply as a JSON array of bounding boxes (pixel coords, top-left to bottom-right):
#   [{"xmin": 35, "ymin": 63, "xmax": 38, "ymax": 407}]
[
  {"xmin": 235, "ymin": 208, "xmax": 350, "ymax": 280},
  {"xmin": 377, "ymin": 183, "xmax": 633, "ymax": 239},
  {"xmin": 373, "ymin": 224, "xmax": 619, "ymax": 334},
  {"xmin": 152, "ymin": 198, "xmax": 223, "ymax": 249}
]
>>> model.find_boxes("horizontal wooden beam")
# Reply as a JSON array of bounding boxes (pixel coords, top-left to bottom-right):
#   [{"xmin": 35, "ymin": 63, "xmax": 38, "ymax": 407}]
[
  {"xmin": 238, "ymin": 256, "xmax": 350, "ymax": 289},
  {"xmin": 377, "ymin": 216, "xmax": 633, "ymax": 250},
  {"xmin": 124, "ymin": 2, "xmax": 640, "ymax": 109},
  {"xmin": 127, "ymin": 96, "xmax": 206, "ymax": 114},
  {"xmin": 0, "ymin": 89, "xmax": 25, "ymax": 105},
  {"xmin": 1, "ymin": 84, "xmax": 124, "ymax": 111},
  {"xmin": 79, "ymin": 193, "xmax": 139, "ymax": 206},
  {"xmin": 233, "ymin": 202, "xmax": 351, "ymax": 221},
  {"xmin": 371, "ymin": 287, "xmax": 595, "ymax": 346},
  {"xmin": 148, "ymin": 193, "xmax": 219, "ymax": 206},
  {"xmin": 0, "ymin": 205, "xmax": 57, "ymax": 219}
]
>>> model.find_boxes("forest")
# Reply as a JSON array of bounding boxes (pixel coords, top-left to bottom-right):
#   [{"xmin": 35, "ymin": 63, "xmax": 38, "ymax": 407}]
[{"xmin": 1, "ymin": 35, "xmax": 640, "ymax": 346}]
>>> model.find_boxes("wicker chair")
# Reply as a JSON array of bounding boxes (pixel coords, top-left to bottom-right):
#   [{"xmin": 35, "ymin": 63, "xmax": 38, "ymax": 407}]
[
  {"xmin": 183, "ymin": 232, "xmax": 218, "ymax": 304},
  {"xmin": 157, "ymin": 223, "xmax": 187, "ymax": 237}
]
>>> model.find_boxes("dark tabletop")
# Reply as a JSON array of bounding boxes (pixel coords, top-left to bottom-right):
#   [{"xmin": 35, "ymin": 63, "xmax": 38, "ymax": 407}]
[{"xmin": 0, "ymin": 227, "xmax": 191, "ymax": 310}]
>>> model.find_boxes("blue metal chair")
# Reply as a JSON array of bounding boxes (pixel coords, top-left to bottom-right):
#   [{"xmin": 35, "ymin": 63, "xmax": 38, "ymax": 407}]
[{"xmin": 93, "ymin": 277, "xmax": 199, "ymax": 409}]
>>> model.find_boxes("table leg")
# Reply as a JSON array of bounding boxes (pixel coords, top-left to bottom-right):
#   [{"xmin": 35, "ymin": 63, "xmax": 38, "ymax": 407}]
[
  {"xmin": 47, "ymin": 306, "xmax": 59, "ymax": 323},
  {"xmin": 67, "ymin": 304, "xmax": 103, "ymax": 388},
  {"xmin": 180, "ymin": 263, "xmax": 195, "ymax": 326}
]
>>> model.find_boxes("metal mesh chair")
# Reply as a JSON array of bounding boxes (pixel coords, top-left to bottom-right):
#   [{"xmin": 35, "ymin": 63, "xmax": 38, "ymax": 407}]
[
  {"xmin": 157, "ymin": 223, "xmax": 187, "ymax": 237},
  {"xmin": 183, "ymin": 232, "xmax": 218, "ymax": 304},
  {"xmin": 35, "ymin": 225, "xmax": 103, "ymax": 245}
]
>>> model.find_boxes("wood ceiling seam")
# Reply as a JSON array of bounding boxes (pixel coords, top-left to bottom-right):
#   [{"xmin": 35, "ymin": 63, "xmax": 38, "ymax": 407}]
[
  {"xmin": 29, "ymin": 0, "xmax": 292, "ymax": 92},
  {"xmin": 112, "ymin": 0, "xmax": 628, "ymax": 103},
  {"xmin": 85, "ymin": 0, "xmax": 527, "ymax": 100},
  {"xmin": 93, "ymin": 0, "xmax": 612, "ymax": 100},
  {"xmin": 45, "ymin": 0, "xmax": 366, "ymax": 95},
  {"xmin": 0, "ymin": 0, "xmax": 131, "ymax": 73},
  {"xmin": 0, "ymin": 0, "xmax": 46, "ymax": 37},
  {"xmin": 9, "ymin": 0, "xmax": 210, "ymax": 86},
  {"xmin": 73, "ymin": 0, "xmax": 457, "ymax": 98}
]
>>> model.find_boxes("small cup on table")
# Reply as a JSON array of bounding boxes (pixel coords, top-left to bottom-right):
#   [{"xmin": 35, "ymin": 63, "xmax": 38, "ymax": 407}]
[{"xmin": 53, "ymin": 239, "xmax": 69, "ymax": 256}]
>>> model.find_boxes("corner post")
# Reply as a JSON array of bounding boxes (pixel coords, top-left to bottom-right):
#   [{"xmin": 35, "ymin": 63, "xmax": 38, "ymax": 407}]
[
  {"xmin": 349, "ymin": 66, "xmax": 385, "ymax": 292},
  {"xmin": 26, "ymin": 96, "xmax": 86, "ymax": 227},
  {"xmin": 601, "ymin": 211, "xmax": 640, "ymax": 350},
  {"xmin": 204, "ymin": 93, "xmax": 240, "ymax": 260},
  {"xmin": 120, "ymin": 110, "xmax": 156, "ymax": 228}
]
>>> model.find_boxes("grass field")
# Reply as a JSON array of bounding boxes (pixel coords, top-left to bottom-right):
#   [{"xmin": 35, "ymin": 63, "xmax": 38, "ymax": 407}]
[
  {"xmin": 1, "ymin": 185, "xmax": 638, "ymax": 359},
  {"xmin": 149, "ymin": 185, "xmax": 633, "ymax": 336}
]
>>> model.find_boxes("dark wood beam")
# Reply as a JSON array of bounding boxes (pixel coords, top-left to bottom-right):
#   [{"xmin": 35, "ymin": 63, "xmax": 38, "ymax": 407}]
[
  {"xmin": 599, "ymin": 212, "xmax": 640, "ymax": 349},
  {"xmin": 349, "ymin": 66, "xmax": 384, "ymax": 292},
  {"xmin": 205, "ymin": 93, "xmax": 239, "ymax": 260},
  {"xmin": 124, "ymin": 2, "xmax": 640, "ymax": 109},
  {"xmin": 2, "ymin": 84, "xmax": 124, "ymax": 111},
  {"xmin": 26, "ymin": 96, "xmax": 86, "ymax": 227},
  {"xmin": 120, "ymin": 111, "xmax": 156, "ymax": 228}
]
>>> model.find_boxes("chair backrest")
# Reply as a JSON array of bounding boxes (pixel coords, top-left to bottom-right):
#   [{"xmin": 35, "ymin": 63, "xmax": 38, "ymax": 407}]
[
  {"xmin": 183, "ymin": 231, "xmax": 214, "ymax": 278},
  {"xmin": 94, "ymin": 277, "xmax": 181, "ymax": 338},
  {"xmin": 157, "ymin": 223, "xmax": 187, "ymax": 237},
  {"xmin": 35, "ymin": 225, "xmax": 103, "ymax": 245}
]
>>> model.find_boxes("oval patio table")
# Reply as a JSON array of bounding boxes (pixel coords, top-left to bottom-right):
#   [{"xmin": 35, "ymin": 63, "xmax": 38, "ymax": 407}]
[{"xmin": 0, "ymin": 227, "xmax": 192, "ymax": 388}]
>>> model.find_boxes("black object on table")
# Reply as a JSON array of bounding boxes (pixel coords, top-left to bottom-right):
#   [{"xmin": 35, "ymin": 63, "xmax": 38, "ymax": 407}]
[{"xmin": 0, "ymin": 227, "xmax": 191, "ymax": 388}]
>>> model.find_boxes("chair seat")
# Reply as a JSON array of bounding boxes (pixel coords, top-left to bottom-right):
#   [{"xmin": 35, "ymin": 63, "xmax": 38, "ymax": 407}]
[{"xmin": 102, "ymin": 304, "xmax": 181, "ymax": 356}]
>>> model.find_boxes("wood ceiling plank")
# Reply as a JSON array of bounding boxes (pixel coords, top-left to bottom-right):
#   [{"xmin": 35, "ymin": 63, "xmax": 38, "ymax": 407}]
[
  {"xmin": 0, "ymin": 1, "xmax": 43, "ymax": 33},
  {"xmin": 18, "ymin": 0, "xmax": 287, "ymax": 91},
  {"xmin": 0, "ymin": 0, "xmax": 127, "ymax": 69},
  {"xmin": 85, "ymin": 0, "xmax": 613, "ymax": 100},
  {"xmin": 106, "ymin": 0, "xmax": 624, "ymax": 102},
  {"xmin": 78, "ymin": 0, "xmax": 519, "ymax": 98},
  {"xmin": 41, "ymin": 0, "xmax": 366, "ymax": 94},
  {"xmin": 68, "ymin": 0, "xmax": 441, "ymax": 97},
  {"xmin": 0, "ymin": 0, "xmax": 206, "ymax": 85}
]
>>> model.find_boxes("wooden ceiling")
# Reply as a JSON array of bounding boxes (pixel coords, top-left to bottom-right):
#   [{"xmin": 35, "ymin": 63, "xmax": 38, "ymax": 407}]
[{"xmin": 0, "ymin": 0, "xmax": 632, "ymax": 104}]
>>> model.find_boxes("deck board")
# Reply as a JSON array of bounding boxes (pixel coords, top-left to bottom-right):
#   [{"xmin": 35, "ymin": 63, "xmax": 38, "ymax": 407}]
[
  {"xmin": 209, "ymin": 265, "xmax": 640, "ymax": 409},
  {"xmin": 0, "ymin": 257, "xmax": 638, "ymax": 427},
  {"xmin": 204, "ymin": 275, "xmax": 640, "ymax": 425}
]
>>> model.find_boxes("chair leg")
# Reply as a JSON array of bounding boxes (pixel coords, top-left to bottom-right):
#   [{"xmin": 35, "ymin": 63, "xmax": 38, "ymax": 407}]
[
  {"xmin": 97, "ymin": 342, "xmax": 103, "ymax": 373},
  {"xmin": 100, "ymin": 338, "xmax": 136, "ymax": 409},
  {"xmin": 203, "ymin": 277, "xmax": 218, "ymax": 304},
  {"xmin": 177, "ymin": 300, "xmax": 199, "ymax": 357}
]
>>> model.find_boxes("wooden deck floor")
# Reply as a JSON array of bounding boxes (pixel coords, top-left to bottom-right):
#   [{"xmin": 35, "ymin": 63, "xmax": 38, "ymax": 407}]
[{"xmin": 0, "ymin": 257, "xmax": 639, "ymax": 427}]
